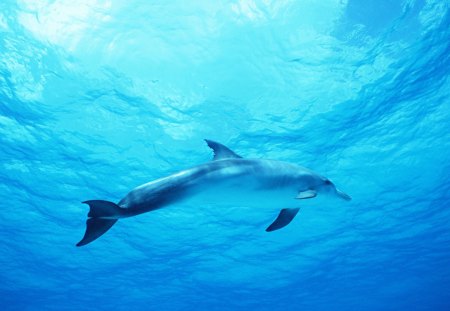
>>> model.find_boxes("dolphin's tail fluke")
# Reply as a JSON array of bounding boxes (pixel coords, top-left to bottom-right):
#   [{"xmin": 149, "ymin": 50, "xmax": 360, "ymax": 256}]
[
  {"xmin": 76, "ymin": 218, "xmax": 117, "ymax": 247},
  {"xmin": 76, "ymin": 200, "xmax": 125, "ymax": 247}
]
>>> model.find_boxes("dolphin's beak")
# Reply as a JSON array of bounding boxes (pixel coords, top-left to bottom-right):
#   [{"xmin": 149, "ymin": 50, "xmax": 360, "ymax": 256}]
[{"xmin": 336, "ymin": 189, "xmax": 352, "ymax": 201}]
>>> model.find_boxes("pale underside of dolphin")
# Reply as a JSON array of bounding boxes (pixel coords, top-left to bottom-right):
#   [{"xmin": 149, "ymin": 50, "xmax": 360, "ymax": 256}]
[{"xmin": 76, "ymin": 139, "xmax": 351, "ymax": 246}]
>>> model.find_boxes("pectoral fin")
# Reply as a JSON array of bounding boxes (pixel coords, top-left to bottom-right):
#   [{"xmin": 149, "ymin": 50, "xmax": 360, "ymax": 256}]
[
  {"xmin": 296, "ymin": 190, "xmax": 316, "ymax": 199},
  {"xmin": 265, "ymin": 208, "xmax": 300, "ymax": 232}
]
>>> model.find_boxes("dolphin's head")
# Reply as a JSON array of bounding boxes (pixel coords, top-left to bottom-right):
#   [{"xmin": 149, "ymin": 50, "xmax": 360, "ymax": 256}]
[{"xmin": 318, "ymin": 179, "xmax": 352, "ymax": 201}]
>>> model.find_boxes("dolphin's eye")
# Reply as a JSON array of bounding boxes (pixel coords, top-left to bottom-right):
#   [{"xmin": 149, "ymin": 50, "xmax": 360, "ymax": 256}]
[{"xmin": 325, "ymin": 180, "xmax": 332, "ymax": 185}]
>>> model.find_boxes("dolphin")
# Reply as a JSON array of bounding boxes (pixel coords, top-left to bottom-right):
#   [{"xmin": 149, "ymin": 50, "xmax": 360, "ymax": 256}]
[{"xmin": 76, "ymin": 139, "xmax": 351, "ymax": 246}]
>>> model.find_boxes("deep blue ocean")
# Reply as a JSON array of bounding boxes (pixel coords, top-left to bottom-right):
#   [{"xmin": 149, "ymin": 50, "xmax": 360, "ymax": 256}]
[{"xmin": 1, "ymin": 1, "xmax": 449, "ymax": 310}]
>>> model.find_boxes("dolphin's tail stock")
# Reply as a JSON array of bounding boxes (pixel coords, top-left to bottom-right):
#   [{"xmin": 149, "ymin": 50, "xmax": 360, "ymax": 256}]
[{"xmin": 76, "ymin": 200, "xmax": 125, "ymax": 247}]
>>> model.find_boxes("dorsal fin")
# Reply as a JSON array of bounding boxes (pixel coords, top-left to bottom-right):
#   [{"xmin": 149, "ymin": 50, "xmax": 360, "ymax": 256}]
[{"xmin": 205, "ymin": 139, "xmax": 242, "ymax": 161}]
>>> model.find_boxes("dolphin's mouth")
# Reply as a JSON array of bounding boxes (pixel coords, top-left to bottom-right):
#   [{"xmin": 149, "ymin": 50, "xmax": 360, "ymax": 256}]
[{"xmin": 336, "ymin": 189, "xmax": 352, "ymax": 201}]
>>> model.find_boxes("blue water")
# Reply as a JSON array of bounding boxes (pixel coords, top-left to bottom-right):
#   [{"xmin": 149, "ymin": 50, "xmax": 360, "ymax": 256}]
[{"xmin": 1, "ymin": 0, "xmax": 449, "ymax": 310}]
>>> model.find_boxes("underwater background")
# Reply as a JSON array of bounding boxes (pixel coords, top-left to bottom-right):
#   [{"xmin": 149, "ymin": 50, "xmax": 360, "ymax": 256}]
[{"xmin": 1, "ymin": 0, "xmax": 449, "ymax": 310}]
